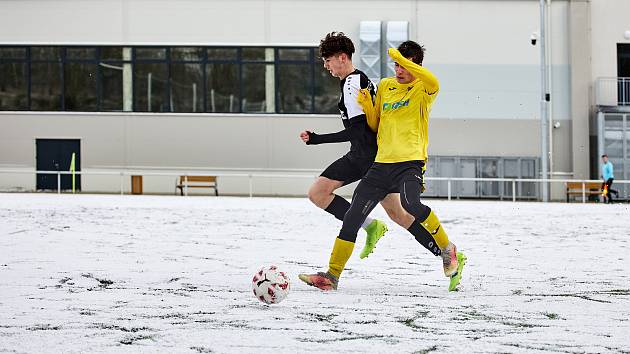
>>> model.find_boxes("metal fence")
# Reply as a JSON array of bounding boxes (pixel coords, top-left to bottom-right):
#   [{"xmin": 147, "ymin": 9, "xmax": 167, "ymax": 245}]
[
  {"xmin": 1, "ymin": 168, "xmax": 628, "ymax": 203},
  {"xmin": 595, "ymin": 77, "xmax": 630, "ymax": 106}
]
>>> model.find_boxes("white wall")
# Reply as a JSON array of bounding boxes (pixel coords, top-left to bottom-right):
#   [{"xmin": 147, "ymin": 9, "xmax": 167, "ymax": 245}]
[
  {"xmin": 0, "ymin": 0, "xmax": 572, "ymax": 120},
  {"xmin": 3, "ymin": 0, "xmax": 622, "ymax": 195},
  {"xmin": 0, "ymin": 112, "xmax": 544, "ymax": 195},
  {"xmin": 590, "ymin": 0, "xmax": 630, "ymax": 79}
]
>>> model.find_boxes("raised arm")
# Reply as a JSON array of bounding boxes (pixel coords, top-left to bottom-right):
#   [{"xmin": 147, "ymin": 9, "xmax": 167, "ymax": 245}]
[
  {"xmin": 357, "ymin": 88, "xmax": 380, "ymax": 133},
  {"xmin": 388, "ymin": 48, "xmax": 439, "ymax": 95}
]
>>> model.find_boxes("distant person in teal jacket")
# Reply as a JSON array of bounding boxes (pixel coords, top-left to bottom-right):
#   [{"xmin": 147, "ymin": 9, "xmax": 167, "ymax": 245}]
[{"xmin": 601, "ymin": 154, "xmax": 618, "ymax": 203}]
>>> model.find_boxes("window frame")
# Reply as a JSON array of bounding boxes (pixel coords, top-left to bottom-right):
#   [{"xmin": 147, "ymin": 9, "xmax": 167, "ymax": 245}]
[{"xmin": 0, "ymin": 45, "xmax": 334, "ymax": 114}]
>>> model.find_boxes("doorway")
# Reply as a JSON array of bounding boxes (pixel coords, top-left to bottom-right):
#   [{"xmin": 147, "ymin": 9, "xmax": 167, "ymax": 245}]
[
  {"xmin": 617, "ymin": 43, "xmax": 630, "ymax": 105},
  {"xmin": 36, "ymin": 139, "xmax": 81, "ymax": 191}
]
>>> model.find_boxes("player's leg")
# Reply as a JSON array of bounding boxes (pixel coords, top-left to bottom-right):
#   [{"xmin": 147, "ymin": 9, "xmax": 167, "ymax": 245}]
[
  {"xmin": 395, "ymin": 162, "xmax": 465, "ymax": 287},
  {"xmin": 307, "ymin": 176, "xmax": 345, "ymax": 214},
  {"xmin": 379, "ymin": 193, "xmax": 441, "ymax": 256},
  {"xmin": 310, "ymin": 156, "xmax": 378, "ymax": 228},
  {"xmin": 606, "ymin": 178, "xmax": 617, "ymax": 202},
  {"xmin": 299, "ymin": 169, "xmax": 388, "ymax": 290}
]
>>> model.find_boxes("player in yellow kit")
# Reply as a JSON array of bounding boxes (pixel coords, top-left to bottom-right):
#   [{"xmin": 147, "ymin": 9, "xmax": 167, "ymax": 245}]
[{"xmin": 299, "ymin": 41, "xmax": 466, "ymax": 292}]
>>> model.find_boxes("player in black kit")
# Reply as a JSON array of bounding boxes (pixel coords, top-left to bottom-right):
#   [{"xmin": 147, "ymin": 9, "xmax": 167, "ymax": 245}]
[{"xmin": 299, "ymin": 33, "xmax": 441, "ymax": 289}]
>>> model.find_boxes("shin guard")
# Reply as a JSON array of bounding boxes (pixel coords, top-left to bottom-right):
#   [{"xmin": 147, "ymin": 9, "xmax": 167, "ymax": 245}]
[
  {"xmin": 419, "ymin": 211, "xmax": 450, "ymax": 250},
  {"xmin": 327, "ymin": 238, "xmax": 355, "ymax": 278}
]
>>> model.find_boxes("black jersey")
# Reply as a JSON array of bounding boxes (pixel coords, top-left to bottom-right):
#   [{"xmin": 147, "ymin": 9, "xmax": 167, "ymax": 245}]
[{"xmin": 306, "ymin": 69, "xmax": 377, "ymax": 161}]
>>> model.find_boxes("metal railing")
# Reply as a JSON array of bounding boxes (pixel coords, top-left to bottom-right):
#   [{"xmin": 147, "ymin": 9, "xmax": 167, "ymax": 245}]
[
  {"xmin": 595, "ymin": 77, "xmax": 630, "ymax": 106},
  {"xmin": 1, "ymin": 168, "xmax": 628, "ymax": 203}
]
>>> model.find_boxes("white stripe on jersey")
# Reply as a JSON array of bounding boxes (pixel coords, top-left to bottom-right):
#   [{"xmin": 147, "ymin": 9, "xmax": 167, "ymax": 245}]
[{"xmin": 342, "ymin": 73, "xmax": 364, "ymax": 120}]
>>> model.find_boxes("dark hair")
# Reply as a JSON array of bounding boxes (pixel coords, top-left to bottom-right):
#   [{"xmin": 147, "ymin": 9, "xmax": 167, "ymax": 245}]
[
  {"xmin": 602, "ymin": 154, "xmax": 608, "ymax": 158},
  {"xmin": 398, "ymin": 40, "xmax": 425, "ymax": 64},
  {"xmin": 319, "ymin": 32, "xmax": 355, "ymax": 59}
]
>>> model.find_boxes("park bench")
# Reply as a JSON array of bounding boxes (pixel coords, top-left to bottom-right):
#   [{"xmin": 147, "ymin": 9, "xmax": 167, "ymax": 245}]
[
  {"xmin": 565, "ymin": 181, "xmax": 601, "ymax": 202},
  {"xmin": 176, "ymin": 175, "xmax": 218, "ymax": 196}
]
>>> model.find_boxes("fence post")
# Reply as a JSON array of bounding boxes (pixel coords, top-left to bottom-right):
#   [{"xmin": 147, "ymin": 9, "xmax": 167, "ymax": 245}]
[
  {"xmin": 184, "ymin": 175, "xmax": 188, "ymax": 196},
  {"xmin": 249, "ymin": 174, "xmax": 253, "ymax": 198},
  {"xmin": 512, "ymin": 179, "xmax": 516, "ymax": 202},
  {"xmin": 582, "ymin": 182, "xmax": 586, "ymax": 203},
  {"xmin": 447, "ymin": 179, "xmax": 452, "ymax": 201},
  {"xmin": 57, "ymin": 171, "xmax": 61, "ymax": 194},
  {"xmin": 120, "ymin": 172, "xmax": 124, "ymax": 195}
]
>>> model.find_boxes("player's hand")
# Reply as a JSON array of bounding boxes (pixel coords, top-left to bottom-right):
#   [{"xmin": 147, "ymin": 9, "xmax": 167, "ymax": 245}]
[
  {"xmin": 299, "ymin": 131, "xmax": 311, "ymax": 143},
  {"xmin": 357, "ymin": 88, "xmax": 372, "ymax": 107}
]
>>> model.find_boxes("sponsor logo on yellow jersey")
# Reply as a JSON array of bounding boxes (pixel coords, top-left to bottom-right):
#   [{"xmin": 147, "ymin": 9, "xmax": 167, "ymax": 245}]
[{"xmin": 382, "ymin": 99, "xmax": 410, "ymax": 111}]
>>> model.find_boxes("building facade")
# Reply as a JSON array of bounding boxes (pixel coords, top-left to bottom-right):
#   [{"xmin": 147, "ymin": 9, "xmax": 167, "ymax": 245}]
[{"xmin": 0, "ymin": 0, "xmax": 628, "ymax": 199}]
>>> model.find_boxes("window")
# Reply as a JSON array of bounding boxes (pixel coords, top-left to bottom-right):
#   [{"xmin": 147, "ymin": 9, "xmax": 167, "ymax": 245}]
[
  {"xmin": 100, "ymin": 46, "xmax": 131, "ymax": 111},
  {"xmin": 31, "ymin": 62, "xmax": 62, "ymax": 111},
  {"xmin": 171, "ymin": 48, "xmax": 204, "ymax": 112},
  {"xmin": 64, "ymin": 47, "xmax": 97, "ymax": 111},
  {"xmin": 206, "ymin": 48, "xmax": 239, "ymax": 113},
  {"xmin": 241, "ymin": 48, "xmax": 273, "ymax": 113},
  {"xmin": 0, "ymin": 47, "xmax": 27, "ymax": 110},
  {"xmin": 277, "ymin": 48, "xmax": 312, "ymax": 113},
  {"xmin": 134, "ymin": 48, "xmax": 169, "ymax": 112},
  {"xmin": 424, "ymin": 156, "xmax": 539, "ymax": 200},
  {"xmin": 0, "ymin": 45, "xmax": 338, "ymax": 114}
]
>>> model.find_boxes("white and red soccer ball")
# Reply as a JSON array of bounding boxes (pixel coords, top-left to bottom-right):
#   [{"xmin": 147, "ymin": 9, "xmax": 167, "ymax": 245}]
[{"xmin": 252, "ymin": 265, "xmax": 290, "ymax": 304}]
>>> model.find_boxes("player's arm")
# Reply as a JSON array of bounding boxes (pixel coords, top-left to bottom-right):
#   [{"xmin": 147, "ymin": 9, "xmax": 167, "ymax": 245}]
[
  {"xmin": 308, "ymin": 77, "xmax": 375, "ymax": 144},
  {"xmin": 358, "ymin": 87, "xmax": 380, "ymax": 133},
  {"xmin": 304, "ymin": 128, "xmax": 351, "ymax": 145},
  {"xmin": 388, "ymin": 48, "xmax": 439, "ymax": 95}
]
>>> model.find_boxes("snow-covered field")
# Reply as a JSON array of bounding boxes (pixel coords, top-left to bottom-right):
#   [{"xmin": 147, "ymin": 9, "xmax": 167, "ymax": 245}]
[{"xmin": 0, "ymin": 193, "xmax": 629, "ymax": 353}]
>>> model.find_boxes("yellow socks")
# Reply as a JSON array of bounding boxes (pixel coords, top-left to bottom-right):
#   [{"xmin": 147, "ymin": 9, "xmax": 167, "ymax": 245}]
[
  {"xmin": 327, "ymin": 238, "xmax": 355, "ymax": 278},
  {"xmin": 420, "ymin": 210, "xmax": 450, "ymax": 250}
]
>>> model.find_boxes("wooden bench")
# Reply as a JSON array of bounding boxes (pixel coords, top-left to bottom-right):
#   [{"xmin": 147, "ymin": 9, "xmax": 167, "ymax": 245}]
[
  {"xmin": 566, "ymin": 181, "xmax": 602, "ymax": 202},
  {"xmin": 176, "ymin": 176, "xmax": 218, "ymax": 196}
]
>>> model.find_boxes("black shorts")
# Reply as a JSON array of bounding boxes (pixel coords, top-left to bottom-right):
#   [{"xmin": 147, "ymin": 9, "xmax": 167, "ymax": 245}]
[
  {"xmin": 359, "ymin": 161, "xmax": 425, "ymax": 200},
  {"xmin": 320, "ymin": 154, "xmax": 373, "ymax": 186}
]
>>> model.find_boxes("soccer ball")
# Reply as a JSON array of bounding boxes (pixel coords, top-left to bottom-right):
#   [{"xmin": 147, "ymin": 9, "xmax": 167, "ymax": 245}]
[{"xmin": 252, "ymin": 265, "xmax": 290, "ymax": 304}]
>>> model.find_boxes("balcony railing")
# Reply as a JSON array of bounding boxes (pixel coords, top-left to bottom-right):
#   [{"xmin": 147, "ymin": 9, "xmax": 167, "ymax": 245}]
[{"xmin": 595, "ymin": 77, "xmax": 630, "ymax": 106}]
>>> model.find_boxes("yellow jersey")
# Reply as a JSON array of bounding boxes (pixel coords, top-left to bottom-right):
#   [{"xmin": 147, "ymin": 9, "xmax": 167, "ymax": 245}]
[{"xmin": 361, "ymin": 48, "xmax": 439, "ymax": 163}]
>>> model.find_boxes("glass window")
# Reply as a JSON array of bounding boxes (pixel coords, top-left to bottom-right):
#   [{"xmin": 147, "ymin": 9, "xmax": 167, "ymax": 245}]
[
  {"xmin": 31, "ymin": 47, "xmax": 61, "ymax": 61},
  {"xmin": 0, "ymin": 47, "xmax": 26, "ymax": 59},
  {"xmin": 314, "ymin": 64, "xmax": 338, "ymax": 114},
  {"xmin": 207, "ymin": 48, "xmax": 237, "ymax": 61},
  {"xmin": 66, "ymin": 47, "xmax": 96, "ymax": 60},
  {"xmin": 206, "ymin": 63, "xmax": 239, "ymax": 113},
  {"xmin": 100, "ymin": 62, "xmax": 124, "ymax": 111},
  {"xmin": 31, "ymin": 62, "xmax": 62, "ymax": 110},
  {"xmin": 101, "ymin": 47, "xmax": 124, "ymax": 61},
  {"xmin": 242, "ymin": 48, "xmax": 266, "ymax": 61},
  {"xmin": 171, "ymin": 63, "xmax": 203, "ymax": 112},
  {"xmin": 438, "ymin": 158, "xmax": 456, "ymax": 197},
  {"xmin": 604, "ymin": 115, "xmax": 624, "ymax": 158},
  {"xmin": 277, "ymin": 63, "xmax": 311, "ymax": 113},
  {"xmin": 0, "ymin": 45, "xmax": 339, "ymax": 114},
  {"xmin": 0, "ymin": 62, "xmax": 28, "ymax": 110},
  {"xmin": 134, "ymin": 63, "xmax": 169, "ymax": 112},
  {"xmin": 241, "ymin": 63, "xmax": 269, "ymax": 112},
  {"xmin": 480, "ymin": 159, "xmax": 499, "ymax": 196},
  {"xmin": 460, "ymin": 158, "xmax": 478, "ymax": 196},
  {"xmin": 171, "ymin": 47, "xmax": 203, "ymax": 61},
  {"xmin": 521, "ymin": 159, "xmax": 537, "ymax": 197},
  {"xmin": 278, "ymin": 48, "xmax": 309, "ymax": 61},
  {"xmin": 64, "ymin": 62, "xmax": 97, "ymax": 111},
  {"xmin": 503, "ymin": 159, "xmax": 518, "ymax": 197},
  {"xmin": 135, "ymin": 48, "xmax": 166, "ymax": 60}
]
